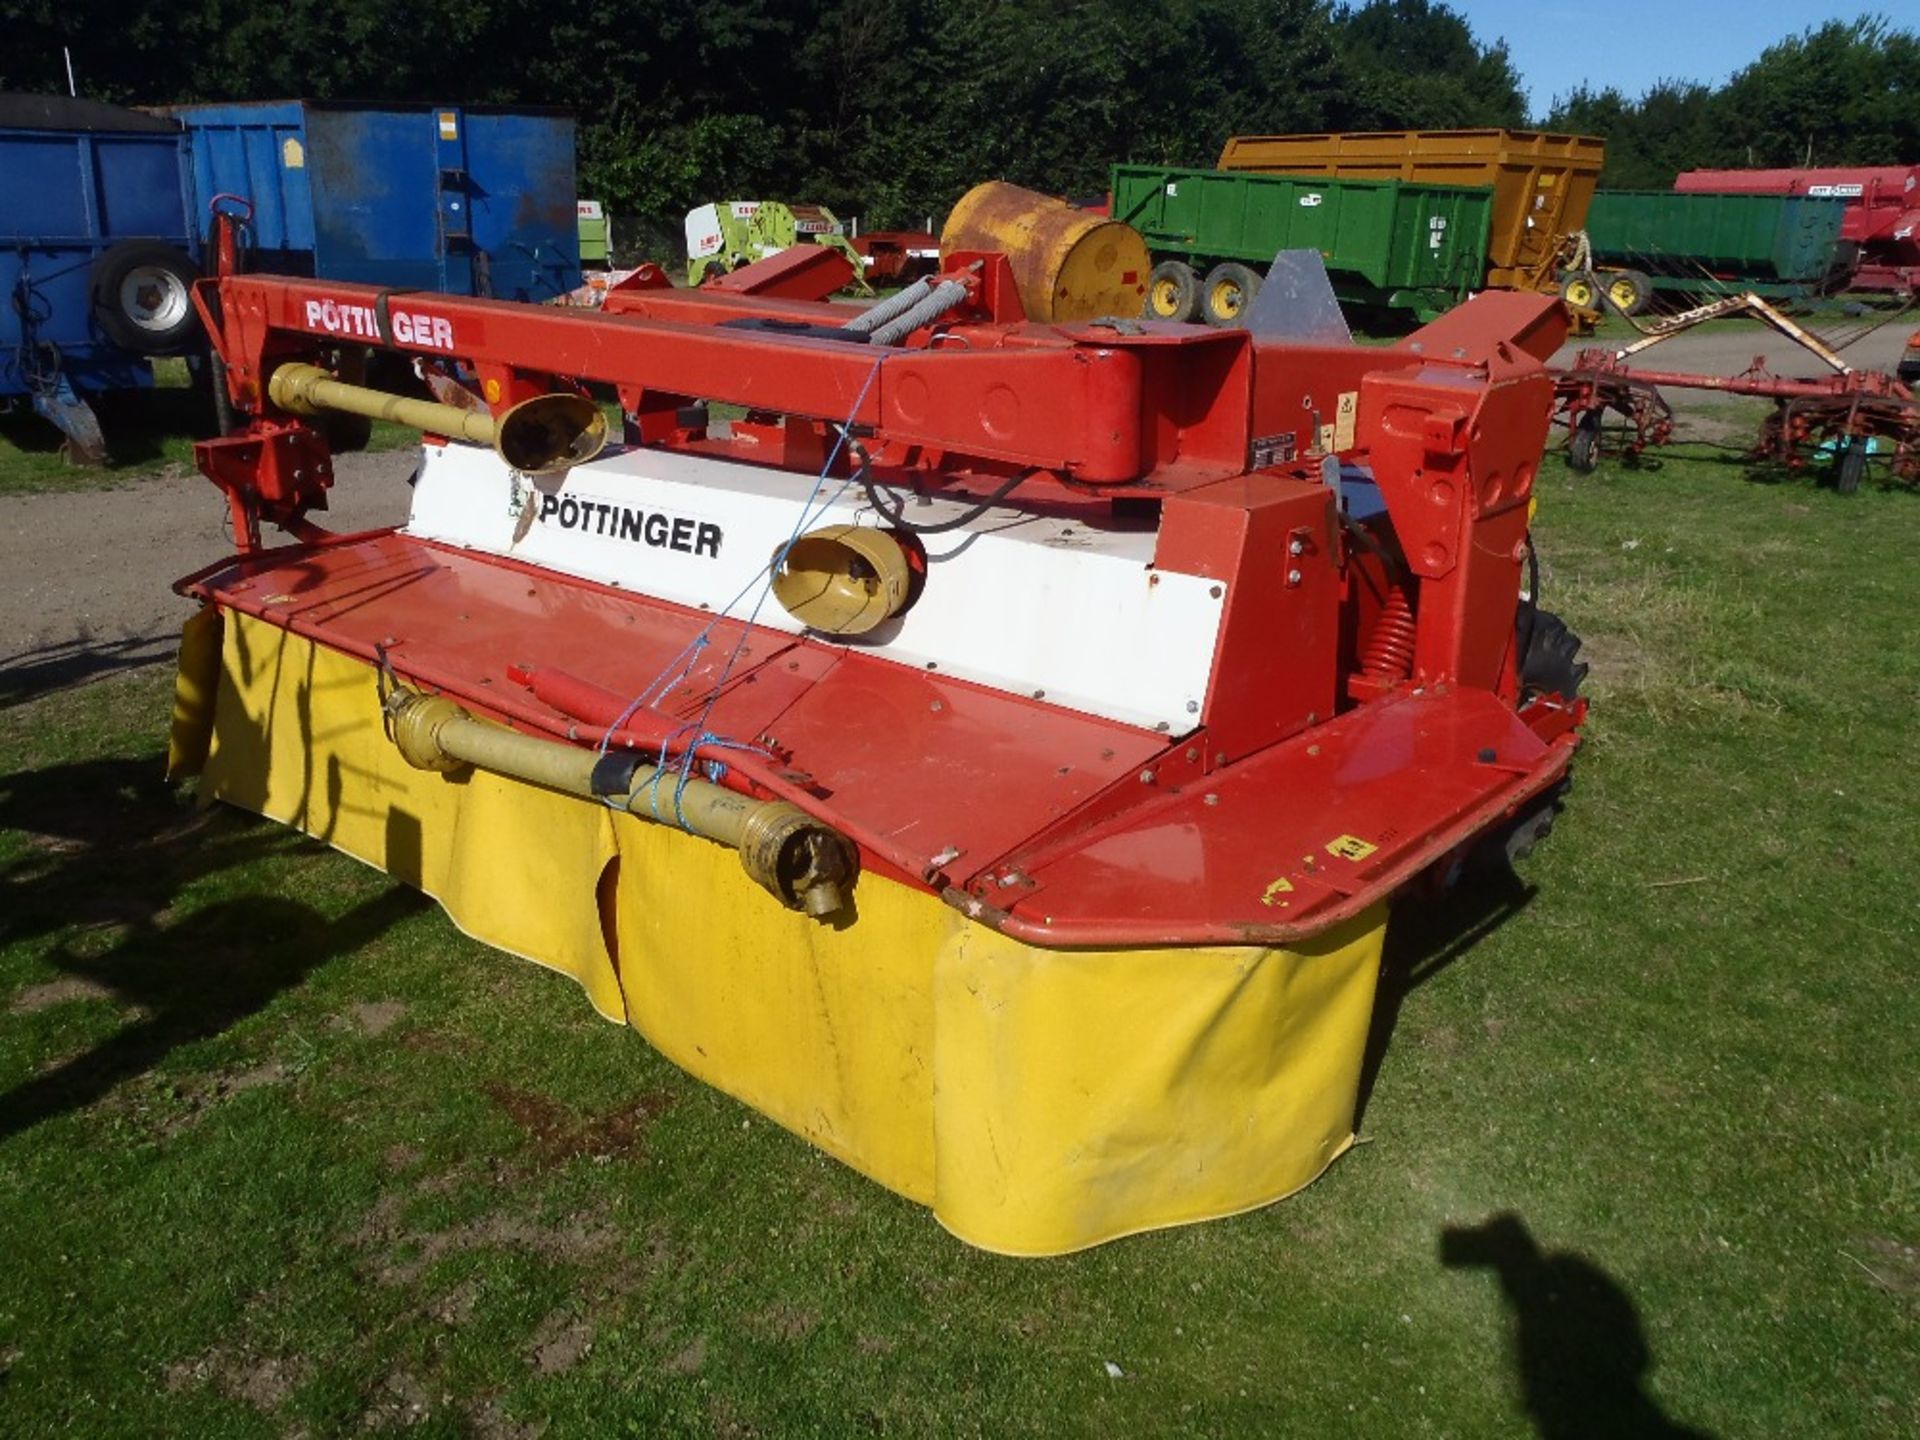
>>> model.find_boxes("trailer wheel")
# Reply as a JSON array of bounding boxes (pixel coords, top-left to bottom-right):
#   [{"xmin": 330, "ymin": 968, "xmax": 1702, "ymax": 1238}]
[
  {"xmin": 1833, "ymin": 439, "xmax": 1867, "ymax": 495},
  {"xmin": 90, "ymin": 241, "xmax": 201, "ymax": 355},
  {"xmin": 1567, "ymin": 411, "xmax": 1602, "ymax": 473},
  {"xmin": 1558, "ymin": 270, "xmax": 1600, "ymax": 311},
  {"xmin": 1146, "ymin": 261, "xmax": 1199, "ymax": 322},
  {"xmin": 193, "ymin": 346, "xmax": 239, "ymax": 437},
  {"xmin": 1457, "ymin": 602, "xmax": 1587, "ymax": 876},
  {"xmin": 1604, "ymin": 269, "xmax": 1652, "ymax": 318},
  {"xmin": 1201, "ymin": 263, "xmax": 1261, "ymax": 326}
]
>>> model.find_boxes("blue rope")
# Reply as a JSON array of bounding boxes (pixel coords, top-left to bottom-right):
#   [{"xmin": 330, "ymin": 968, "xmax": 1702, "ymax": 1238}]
[{"xmin": 596, "ymin": 352, "xmax": 889, "ymax": 828}]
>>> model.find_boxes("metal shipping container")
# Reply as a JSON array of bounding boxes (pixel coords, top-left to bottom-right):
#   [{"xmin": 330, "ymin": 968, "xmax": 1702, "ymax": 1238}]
[
  {"xmin": 0, "ymin": 94, "xmax": 200, "ymax": 460},
  {"xmin": 163, "ymin": 101, "xmax": 580, "ymax": 302},
  {"xmin": 1111, "ymin": 164, "xmax": 1493, "ymax": 319},
  {"xmin": 1216, "ymin": 129, "xmax": 1603, "ymax": 294},
  {"xmin": 1583, "ymin": 190, "xmax": 1848, "ymax": 286}
]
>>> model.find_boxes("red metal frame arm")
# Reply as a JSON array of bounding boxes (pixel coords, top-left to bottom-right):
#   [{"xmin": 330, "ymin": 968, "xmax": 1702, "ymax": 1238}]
[{"xmin": 193, "ymin": 271, "xmax": 1257, "ymax": 487}]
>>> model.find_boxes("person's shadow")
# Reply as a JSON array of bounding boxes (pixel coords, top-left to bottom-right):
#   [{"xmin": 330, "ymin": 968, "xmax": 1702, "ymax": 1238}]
[{"xmin": 1441, "ymin": 1213, "xmax": 1717, "ymax": 1439}]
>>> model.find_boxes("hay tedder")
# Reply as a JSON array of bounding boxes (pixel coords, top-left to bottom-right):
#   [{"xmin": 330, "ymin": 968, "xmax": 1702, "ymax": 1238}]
[
  {"xmin": 1553, "ymin": 292, "xmax": 1920, "ymax": 489},
  {"xmin": 169, "ymin": 221, "xmax": 1586, "ymax": 1254}
]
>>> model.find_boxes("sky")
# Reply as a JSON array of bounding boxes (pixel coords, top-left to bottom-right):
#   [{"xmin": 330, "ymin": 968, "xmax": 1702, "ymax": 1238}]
[{"xmin": 1459, "ymin": 0, "xmax": 1887, "ymax": 114}]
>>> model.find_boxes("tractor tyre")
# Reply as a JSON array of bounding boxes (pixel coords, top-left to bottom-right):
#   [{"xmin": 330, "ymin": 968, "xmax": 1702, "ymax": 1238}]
[
  {"xmin": 193, "ymin": 346, "xmax": 239, "ymax": 437},
  {"xmin": 1147, "ymin": 260, "xmax": 1200, "ymax": 323},
  {"xmin": 90, "ymin": 240, "xmax": 201, "ymax": 356},
  {"xmin": 1458, "ymin": 602, "xmax": 1587, "ymax": 877},
  {"xmin": 1567, "ymin": 411, "xmax": 1602, "ymax": 473},
  {"xmin": 1834, "ymin": 439, "xmax": 1867, "ymax": 495},
  {"xmin": 1516, "ymin": 602, "xmax": 1588, "ymax": 705},
  {"xmin": 1201, "ymin": 262, "xmax": 1261, "ymax": 327},
  {"xmin": 1604, "ymin": 268, "xmax": 1652, "ymax": 318}
]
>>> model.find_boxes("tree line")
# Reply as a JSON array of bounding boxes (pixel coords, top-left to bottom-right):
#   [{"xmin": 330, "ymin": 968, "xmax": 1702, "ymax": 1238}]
[
  {"xmin": 3, "ymin": 1, "xmax": 1914, "ymax": 245},
  {"xmin": 1545, "ymin": 16, "xmax": 1919, "ymax": 188}
]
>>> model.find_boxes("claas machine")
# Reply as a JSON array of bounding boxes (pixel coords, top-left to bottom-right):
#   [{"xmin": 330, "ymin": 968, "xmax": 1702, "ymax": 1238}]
[{"xmin": 168, "ymin": 223, "xmax": 1587, "ymax": 1254}]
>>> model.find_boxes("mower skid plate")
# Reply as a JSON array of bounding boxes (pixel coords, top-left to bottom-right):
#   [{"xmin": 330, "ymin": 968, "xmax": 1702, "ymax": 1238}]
[
  {"xmin": 179, "ymin": 529, "xmax": 1169, "ymax": 880},
  {"xmin": 182, "ymin": 530, "xmax": 1571, "ymax": 948},
  {"xmin": 975, "ymin": 686, "xmax": 1577, "ymax": 947}
]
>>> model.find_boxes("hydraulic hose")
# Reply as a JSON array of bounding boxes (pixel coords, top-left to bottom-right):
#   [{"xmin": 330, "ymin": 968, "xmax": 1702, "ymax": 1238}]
[
  {"xmin": 839, "ymin": 278, "xmax": 935, "ymax": 335},
  {"xmin": 867, "ymin": 280, "xmax": 970, "ymax": 347}
]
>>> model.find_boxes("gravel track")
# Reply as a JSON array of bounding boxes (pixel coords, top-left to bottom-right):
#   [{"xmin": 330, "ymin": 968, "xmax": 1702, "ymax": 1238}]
[{"xmin": 1, "ymin": 452, "xmax": 414, "ymax": 704}]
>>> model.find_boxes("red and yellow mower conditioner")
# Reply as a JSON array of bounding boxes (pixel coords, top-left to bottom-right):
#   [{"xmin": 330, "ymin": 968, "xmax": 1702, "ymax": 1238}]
[{"xmin": 171, "ymin": 226, "xmax": 1585, "ymax": 1255}]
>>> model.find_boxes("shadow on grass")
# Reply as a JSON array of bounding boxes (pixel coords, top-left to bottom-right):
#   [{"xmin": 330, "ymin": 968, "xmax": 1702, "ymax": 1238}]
[
  {"xmin": 1355, "ymin": 866, "xmax": 1535, "ymax": 1127},
  {"xmin": 0, "ymin": 633, "xmax": 180, "ymax": 711},
  {"xmin": 1442, "ymin": 1213, "xmax": 1716, "ymax": 1440},
  {"xmin": 0, "ymin": 751, "xmax": 424, "ymax": 1141},
  {"xmin": 0, "ymin": 382, "xmax": 214, "ymax": 472},
  {"xmin": 1569, "ymin": 427, "xmax": 1909, "ymax": 494}
]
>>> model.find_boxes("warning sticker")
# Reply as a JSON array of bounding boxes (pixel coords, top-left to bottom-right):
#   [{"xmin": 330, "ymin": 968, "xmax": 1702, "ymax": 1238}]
[
  {"xmin": 1334, "ymin": 392, "xmax": 1358, "ymax": 451},
  {"xmin": 438, "ymin": 111, "xmax": 458, "ymax": 141},
  {"xmin": 1251, "ymin": 431, "xmax": 1297, "ymax": 468},
  {"xmin": 1325, "ymin": 834, "xmax": 1378, "ymax": 862},
  {"xmin": 1260, "ymin": 877, "xmax": 1295, "ymax": 908}
]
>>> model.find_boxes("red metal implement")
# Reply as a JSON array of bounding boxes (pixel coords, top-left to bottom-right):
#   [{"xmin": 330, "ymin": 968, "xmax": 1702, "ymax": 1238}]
[{"xmin": 182, "ymin": 234, "xmax": 1587, "ymax": 943}]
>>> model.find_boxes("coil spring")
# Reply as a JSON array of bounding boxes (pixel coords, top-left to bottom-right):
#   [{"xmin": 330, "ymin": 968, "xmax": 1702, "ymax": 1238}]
[{"xmin": 1361, "ymin": 586, "xmax": 1416, "ymax": 682}]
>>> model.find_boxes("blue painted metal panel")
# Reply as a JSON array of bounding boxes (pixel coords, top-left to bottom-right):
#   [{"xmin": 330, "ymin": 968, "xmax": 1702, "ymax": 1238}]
[
  {"xmin": 174, "ymin": 101, "xmax": 316, "ymax": 267},
  {"xmin": 463, "ymin": 110, "xmax": 580, "ymax": 301},
  {"xmin": 169, "ymin": 102, "xmax": 580, "ymax": 301},
  {"xmin": 0, "ymin": 117, "xmax": 194, "ymax": 401},
  {"xmin": 306, "ymin": 108, "xmax": 446, "ymax": 290}
]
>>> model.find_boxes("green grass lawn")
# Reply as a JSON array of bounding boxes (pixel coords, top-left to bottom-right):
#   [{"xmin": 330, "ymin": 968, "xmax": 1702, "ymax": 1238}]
[
  {"xmin": 1, "ymin": 446, "xmax": 1914, "ymax": 1438},
  {"xmin": 0, "ymin": 359, "xmax": 415, "ymax": 498}
]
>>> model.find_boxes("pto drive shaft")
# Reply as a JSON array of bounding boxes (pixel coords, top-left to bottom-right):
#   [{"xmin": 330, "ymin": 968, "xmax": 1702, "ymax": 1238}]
[{"xmin": 383, "ymin": 687, "xmax": 856, "ymax": 916}]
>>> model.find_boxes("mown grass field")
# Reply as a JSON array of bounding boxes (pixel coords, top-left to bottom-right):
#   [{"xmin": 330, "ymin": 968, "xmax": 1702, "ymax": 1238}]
[{"xmin": 1, "ymin": 441, "xmax": 1915, "ymax": 1438}]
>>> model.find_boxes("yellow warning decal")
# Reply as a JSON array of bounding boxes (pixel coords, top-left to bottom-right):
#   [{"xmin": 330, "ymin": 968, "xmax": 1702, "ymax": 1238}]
[
  {"xmin": 1259, "ymin": 877, "xmax": 1294, "ymax": 908},
  {"xmin": 1325, "ymin": 834, "xmax": 1377, "ymax": 862},
  {"xmin": 438, "ymin": 111, "xmax": 459, "ymax": 141},
  {"xmin": 1333, "ymin": 392, "xmax": 1358, "ymax": 452}
]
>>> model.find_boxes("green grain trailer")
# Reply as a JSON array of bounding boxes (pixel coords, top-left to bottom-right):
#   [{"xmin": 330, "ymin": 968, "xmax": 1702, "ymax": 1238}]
[
  {"xmin": 1111, "ymin": 164, "xmax": 1494, "ymax": 325},
  {"xmin": 1218, "ymin": 129, "xmax": 1605, "ymax": 296},
  {"xmin": 1581, "ymin": 190, "xmax": 1849, "ymax": 299}
]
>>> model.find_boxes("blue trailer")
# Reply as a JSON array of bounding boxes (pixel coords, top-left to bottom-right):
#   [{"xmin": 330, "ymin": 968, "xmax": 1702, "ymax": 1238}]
[
  {"xmin": 0, "ymin": 95, "xmax": 201, "ymax": 461},
  {"xmin": 163, "ymin": 101, "xmax": 581, "ymax": 303}
]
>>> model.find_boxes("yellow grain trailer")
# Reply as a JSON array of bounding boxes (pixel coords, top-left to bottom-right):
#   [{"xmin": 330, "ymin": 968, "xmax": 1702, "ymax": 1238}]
[{"xmin": 1218, "ymin": 129, "xmax": 1606, "ymax": 295}]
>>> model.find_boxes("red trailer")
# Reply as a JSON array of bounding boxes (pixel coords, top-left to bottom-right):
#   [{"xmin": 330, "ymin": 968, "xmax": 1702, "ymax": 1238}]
[
  {"xmin": 1676, "ymin": 166, "xmax": 1920, "ymax": 294},
  {"xmin": 849, "ymin": 230, "xmax": 941, "ymax": 285}
]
